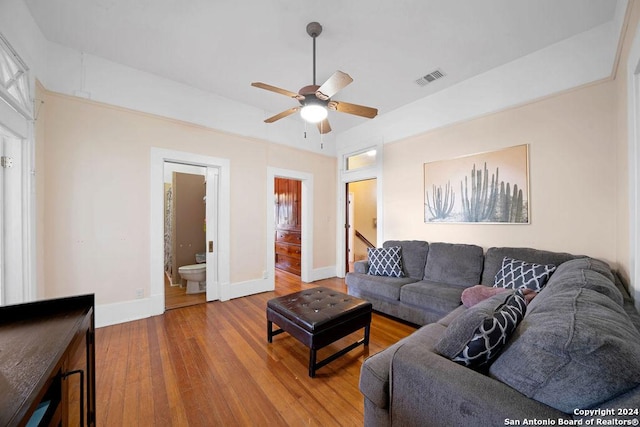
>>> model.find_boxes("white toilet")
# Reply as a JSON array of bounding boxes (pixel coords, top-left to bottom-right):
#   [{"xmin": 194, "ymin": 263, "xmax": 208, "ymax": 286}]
[{"xmin": 178, "ymin": 264, "xmax": 206, "ymax": 294}]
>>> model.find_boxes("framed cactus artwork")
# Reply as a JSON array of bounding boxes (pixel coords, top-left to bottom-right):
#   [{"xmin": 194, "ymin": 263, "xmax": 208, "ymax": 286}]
[{"xmin": 424, "ymin": 144, "xmax": 529, "ymax": 223}]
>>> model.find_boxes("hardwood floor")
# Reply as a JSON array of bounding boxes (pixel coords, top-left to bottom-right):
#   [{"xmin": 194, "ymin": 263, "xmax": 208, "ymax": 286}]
[
  {"xmin": 95, "ymin": 270, "xmax": 416, "ymax": 426},
  {"xmin": 166, "ymin": 270, "xmax": 301, "ymax": 312},
  {"xmin": 165, "ymin": 277, "xmax": 206, "ymax": 310}
]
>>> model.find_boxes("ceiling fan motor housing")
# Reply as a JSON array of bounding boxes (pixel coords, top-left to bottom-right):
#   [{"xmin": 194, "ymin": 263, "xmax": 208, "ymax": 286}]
[{"xmin": 298, "ymin": 85, "xmax": 328, "ymax": 107}]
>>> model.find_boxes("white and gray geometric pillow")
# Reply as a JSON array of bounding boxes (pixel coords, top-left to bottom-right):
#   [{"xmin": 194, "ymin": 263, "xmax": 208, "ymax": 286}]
[
  {"xmin": 367, "ymin": 246, "xmax": 404, "ymax": 277},
  {"xmin": 451, "ymin": 289, "xmax": 527, "ymax": 369},
  {"xmin": 494, "ymin": 256, "xmax": 556, "ymax": 292}
]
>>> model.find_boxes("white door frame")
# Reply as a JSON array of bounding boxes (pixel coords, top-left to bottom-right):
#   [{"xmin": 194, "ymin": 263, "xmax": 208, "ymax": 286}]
[
  {"xmin": 336, "ymin": 144, "xmax": 383, "ymax": 278},
  {"xmin": 150, "ymin": 148, "xmax": 230, "ymax": 315},
  {"xmin": 348, "ymin": 191, "xmax": 355, "ymax": 264},
  {"xmin": 0, "ymin": 111, "xmax": 34, "ymax": 305},
  {"xmin": 267, "ymin": 167, "xmax": 313, "ymax": 284},
  {"xmin": 628, "ymin": 21, "xmax": 640, "ymax": 312},
  {"xmin": 205, "ymin": 166, "xmax": 219, "ymax": 302}
]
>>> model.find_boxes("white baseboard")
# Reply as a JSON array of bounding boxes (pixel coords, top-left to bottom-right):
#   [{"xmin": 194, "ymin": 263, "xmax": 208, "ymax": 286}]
[
  {"xmin": 95, "ymin": 269, "xmax": 337, "ymax": 328},
  {"xmin": 95, "ymin": 297, "xmax": 155, "ymax": 328},
  {"xmin": 310, "ymin": 266, "xmax": 337, "ymax": 282},
  {"xmin": 220, "ymin": 277, "xmax": 274, "ymax": 301}
]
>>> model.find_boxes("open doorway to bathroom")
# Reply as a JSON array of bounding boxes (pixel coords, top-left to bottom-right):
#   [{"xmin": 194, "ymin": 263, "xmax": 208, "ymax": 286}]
[
  {"xmin": 164, "ymin": 162, "xmax": 207, "ymax": 309},
  {"xmin": 346, "ymin": 179, "xmax": 377, "ymax": 273}
]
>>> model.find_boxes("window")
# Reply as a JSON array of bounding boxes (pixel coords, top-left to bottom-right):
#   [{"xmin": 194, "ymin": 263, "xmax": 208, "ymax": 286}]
[
  {"xmin": 0, "ymin": 33, "xmax": 31, "ymax": 118},
  {"xmin": 345, "ymin": 149, "xmax": 377, "ymax": 171}
]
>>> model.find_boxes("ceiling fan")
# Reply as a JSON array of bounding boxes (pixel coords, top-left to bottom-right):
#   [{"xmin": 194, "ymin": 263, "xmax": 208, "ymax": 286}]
[{"xmin": 251, "ymin": 22, "xmax": 378, "ymax": 134}]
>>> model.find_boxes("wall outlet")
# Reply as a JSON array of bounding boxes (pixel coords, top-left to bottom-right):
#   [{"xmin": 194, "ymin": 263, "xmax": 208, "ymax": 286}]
[{"xmin": 135, "ymin": 288, "xmax": 144, "ymax": 299}]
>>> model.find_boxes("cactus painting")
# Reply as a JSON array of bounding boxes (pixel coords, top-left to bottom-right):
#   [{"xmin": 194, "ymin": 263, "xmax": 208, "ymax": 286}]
[
  {"xmin": 425, "ymin": 181, "xmax": 455, "ymax": 220},
  {"xmin": 424, "ymin": 144, "xmax": 529, "ymax": 223},
  {"xmin": 460, "ymin": 163, "xmax": 499, "ymax": 222}
]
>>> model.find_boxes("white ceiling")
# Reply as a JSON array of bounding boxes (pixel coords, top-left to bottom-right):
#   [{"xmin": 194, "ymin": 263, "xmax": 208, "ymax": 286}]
[{"xmin": 24, "ymin": 0, "xmax": 618, "ymax": 135}]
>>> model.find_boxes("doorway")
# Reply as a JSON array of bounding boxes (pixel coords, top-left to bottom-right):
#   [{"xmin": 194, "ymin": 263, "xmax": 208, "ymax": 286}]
[
  {"xmin": 266, "ymin": 167, "xmax": 313, "ymax": 285},
  {"xmin": 163, "ymin": 163, "xmax": 207, "ymax": 309},
  {"xmin": 150, "ymin": 148, "xmax": 230, "ymax": 317},
  {"xmin": 274, "ymin": 177, "xmax": 302, "ymax": 276},
  {"xmin": 345, "ymin": 179, "xmax": 377, "ymax": 273}
]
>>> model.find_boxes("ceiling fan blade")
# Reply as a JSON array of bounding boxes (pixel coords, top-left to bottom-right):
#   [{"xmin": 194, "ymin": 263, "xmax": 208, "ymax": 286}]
[
  {"xmin": 251, "ymin": 82, "xmax": 300, "ymax": 99},
  {"xmin": 315, "ymin": 71, "xmax": 353, "ymax": 100},
  {"xmin": 317, "ymin": 118, "xmax": 332, "ymax": 134},
  {"xmin": 328, "ymin": 100, "xmax": 378, "ymax": 119},
  {"xmin": 264, "ymin": 107, "xmax": 300, "ymax": 123}
]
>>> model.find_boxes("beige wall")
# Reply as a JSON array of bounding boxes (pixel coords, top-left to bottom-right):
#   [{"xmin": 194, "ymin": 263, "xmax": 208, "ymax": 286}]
[
  {"xmin": 381, "ymin": 0, "xmax": 640, "ymax": 300},
  {"xmin": 384, "ymin": 80, "xmax": 618, "ymax": 264},
  {"xmin": 39, "ymin": 91, "xmax": 336, "ymax": 305}
]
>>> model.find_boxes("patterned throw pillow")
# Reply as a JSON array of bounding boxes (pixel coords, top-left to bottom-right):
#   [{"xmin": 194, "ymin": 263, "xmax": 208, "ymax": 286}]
[
  {"xmin": 436, "ymin": 290, "xmax": 527, "ymax": 369},
  {"xmin": 367, "ymin": 246, "xmax": 404, "ymax": 277},
  {"xmin": 494, "ymin": 257, "xmax": 556, "ymax": 292}
]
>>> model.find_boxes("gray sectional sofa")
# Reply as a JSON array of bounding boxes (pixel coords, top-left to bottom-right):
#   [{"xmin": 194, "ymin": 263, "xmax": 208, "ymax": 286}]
[{"xmin": 345, "ymin": 241, "xmax": 640, "ymax": 426}]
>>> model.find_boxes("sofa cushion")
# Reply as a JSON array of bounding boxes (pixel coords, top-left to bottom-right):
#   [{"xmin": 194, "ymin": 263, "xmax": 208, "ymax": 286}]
[
  {"xmin": 423, "ymin": 242, "xmax": 484, "ymax": 287},
  {"xmin": 435, "ymin": 290, "xmax": 526, "ymax": 369},
  {"xmin": 493, "ymin": 256, "xmax": 556, "ymax": 292},
  {"xmin": 481, "ymin": 247, "xmax": 579, "ymax": 286},
  {"xmin": 489, "ymin": 268, "xmax": 640, "ymax": 413},
  {"xmin": 400, "ymin": 281, "xmax": 465, "ymax": 314},
  {"xmin": 345, "ymin": 272, "xmax": 416, "ymax": 301},
  {"xmin": 367, "ymin": 246, "xmax": 404, "ymax": 277},
  {"xmin": 532, "ymin": 258, "xmax": 622, "ymax": 309},
  {"xmin": 551, "ymin": 257, "xmax": 615, "ymax": 287},
  {"xmin": 384, "ymin": 240, "xmax": 429, "ymax": 280}
]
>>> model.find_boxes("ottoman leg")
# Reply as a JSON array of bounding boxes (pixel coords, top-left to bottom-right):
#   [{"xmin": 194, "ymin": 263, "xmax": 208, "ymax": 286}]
[
  {"xmin": 267, "ymin": 320, "xmax": 273, "ymax": 343},
  {"xmin": 364, "ymin": 324, "xmax": 370, "ymax": 345},
  {"xmin": 309, "ymin": 348, "xmax": 317, "ymax": 378}
]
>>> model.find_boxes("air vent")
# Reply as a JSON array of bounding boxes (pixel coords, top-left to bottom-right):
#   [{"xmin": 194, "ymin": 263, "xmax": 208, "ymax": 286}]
[{"xmin": 415, "ymin": 69, "xmax": 446, "ymax": 87}]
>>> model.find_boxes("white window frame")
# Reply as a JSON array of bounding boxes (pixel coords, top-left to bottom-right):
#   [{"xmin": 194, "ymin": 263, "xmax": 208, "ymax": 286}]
[{"xmin": 0, "ymin": 33, "xmax": 32, "ymax": 120}]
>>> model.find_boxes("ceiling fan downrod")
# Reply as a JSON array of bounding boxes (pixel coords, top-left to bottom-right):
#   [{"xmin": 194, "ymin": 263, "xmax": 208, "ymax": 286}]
[{"xmin": 306, "ymin": 22, "xmax": 322, "ymax": 86}]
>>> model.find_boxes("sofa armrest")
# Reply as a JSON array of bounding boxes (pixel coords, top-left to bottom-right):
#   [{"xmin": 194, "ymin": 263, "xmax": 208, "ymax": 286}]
[
  {"xmin": 389, "ymin": 340, "xmax": 568, "ymax": 426},
  {"xmin": 354, "ymin": 260, "xmax": 369, "ymax": 274},
  {"xmin": 360, "ymin": 324, "xmax": 444, "ymax": 410}
]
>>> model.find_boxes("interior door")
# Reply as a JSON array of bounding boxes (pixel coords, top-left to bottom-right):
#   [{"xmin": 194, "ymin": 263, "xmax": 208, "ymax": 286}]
[{"xmin": 205, "ymin": 166, "xmax": 219, "ymax": 302}]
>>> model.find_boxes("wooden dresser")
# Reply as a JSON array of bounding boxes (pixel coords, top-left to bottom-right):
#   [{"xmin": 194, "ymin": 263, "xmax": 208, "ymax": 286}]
[
  {"xmin": 275, "ymin": 178, "xmax": 302, "ymax": 275},
  {"xmin": 275, "ymin": 228, "xmax": 302, "ymax": 275},
  {"xmin": 0, "ymin": 294, "xmax": 96, "ymax": 426}
]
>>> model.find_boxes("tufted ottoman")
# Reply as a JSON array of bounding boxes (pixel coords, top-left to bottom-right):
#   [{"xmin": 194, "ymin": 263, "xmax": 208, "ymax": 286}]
[{"xmin": 267, "ymin": 287, "xmax": 372, "ymax": 377}]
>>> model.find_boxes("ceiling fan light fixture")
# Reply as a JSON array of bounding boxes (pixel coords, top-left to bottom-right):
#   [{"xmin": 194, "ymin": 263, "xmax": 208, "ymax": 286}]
[{"xmin": 300, "ymin": 104, "xmax": 328, "ymax": 123}]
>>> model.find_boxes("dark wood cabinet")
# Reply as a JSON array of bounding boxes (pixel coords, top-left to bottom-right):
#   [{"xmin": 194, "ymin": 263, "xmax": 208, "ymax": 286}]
[
  {"xmin": 275, "ymin": 178, "xmax": 302, "ymax": 275},
  {"xmin": 0, "ymin": 294, "xmax": 96, "ymax": 426}
]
